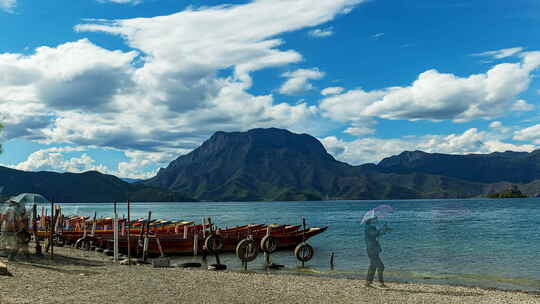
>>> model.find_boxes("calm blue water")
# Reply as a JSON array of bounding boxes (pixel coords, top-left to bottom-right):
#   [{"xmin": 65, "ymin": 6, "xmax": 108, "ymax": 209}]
[{"xmin": 50, "ymin": 199, "xmax": 540, "ymax": 291}]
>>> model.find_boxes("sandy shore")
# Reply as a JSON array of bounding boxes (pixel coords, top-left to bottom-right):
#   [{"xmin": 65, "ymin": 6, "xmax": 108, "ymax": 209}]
[{"xmin": 0, "ymin": 246, "xmax": 538, "ymax": 304}]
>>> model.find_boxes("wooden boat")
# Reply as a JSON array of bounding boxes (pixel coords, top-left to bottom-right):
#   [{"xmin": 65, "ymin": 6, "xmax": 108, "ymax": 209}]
[
  {"xmin": 29, "ymin": 214, "xmax": 328, "ymax": 257},
  {"xmin": 95, "ymin": 225, "xmax": 328, "ymax": 256}
]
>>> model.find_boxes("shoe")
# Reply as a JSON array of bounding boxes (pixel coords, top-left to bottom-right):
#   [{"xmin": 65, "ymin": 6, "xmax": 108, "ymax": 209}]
[
  {"xmin": 379, "ymin": 283, "xmax": 388, "ymax": 288},
  {"xmin": 365, "ymin": 282, "xmax": 374, "ymax": 288}
]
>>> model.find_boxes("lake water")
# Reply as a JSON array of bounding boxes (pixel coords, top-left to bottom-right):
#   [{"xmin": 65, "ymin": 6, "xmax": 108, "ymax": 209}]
[{"xmin": 50, "ymin": 198, "xmax": 540, "ymax": 291}]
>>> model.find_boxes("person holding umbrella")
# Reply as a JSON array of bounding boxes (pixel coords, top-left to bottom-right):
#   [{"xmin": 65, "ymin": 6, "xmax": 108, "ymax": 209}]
[
  {"xmin": 362, "ymin": 205, "xmax": 394, "ymax": 288},
  {"xmin": 1, "ymin": 198, "xmax": 30, "ymax": 261},
  {"xmin": 1, "ymin": 193, "xmax": 49, "ymax": 260}
]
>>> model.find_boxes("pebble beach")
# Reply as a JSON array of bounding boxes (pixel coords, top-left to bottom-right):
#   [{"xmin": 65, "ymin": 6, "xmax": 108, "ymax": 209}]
[{"xmin": 0, "ymin": 246, "xmax": 539, "ymax": 304}]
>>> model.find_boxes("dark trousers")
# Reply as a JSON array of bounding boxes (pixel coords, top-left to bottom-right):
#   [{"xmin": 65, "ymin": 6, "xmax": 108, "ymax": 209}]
[{"xmin": 366, "ymin": 252, "xmax": 385, "ymax": 283}]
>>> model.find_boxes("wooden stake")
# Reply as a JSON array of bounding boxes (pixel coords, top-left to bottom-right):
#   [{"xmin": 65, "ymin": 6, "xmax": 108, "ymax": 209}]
[
  {"xmin": 91, "ymin": 212, "xmax": 97, "ymax": 236},
  {"xmin": 113, "ymin": 202, "xmax": 119, "ymax": 263},
  {"xmin": 193, "ymin": 233, "xmax": 198, "ymax": 256},
  {"xmin": 330, "ymin": 252, "xmax": 335, "ymax": 270},
  {"xmin": 142, "ymin": 211, "xmax": 152, "ymax": 261},
  {"xmin": 49, "ymin": 200, "xmax": 54, "ymax": 260},
  {"xmin": 201, "ymin": 217, "xmax": 206, "ymax": 239},
  {"xmin": 302, "ymin": 217, "xmax": 306, "ymax": 242},
  {"xmin": 156, "ymin": 237, "xmax": 164, "ymax": 258},
  {"xmin": 54, "ymin": 206, "xmax": 62, "ymax": 232},
  {"xmin": 127, "ymin": 200, "xmax": 131, "ymax": 266},
  {"xmin": 32, "ymin": 204, "xmax": 42, "ymax": 256}
]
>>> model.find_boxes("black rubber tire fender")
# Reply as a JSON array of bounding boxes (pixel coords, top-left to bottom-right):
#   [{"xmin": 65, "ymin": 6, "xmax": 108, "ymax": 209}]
[
  {"xmin": 204, "ymin": 233, "xmax": 224, "ymax": 254},
  {"xmin": 179, "ymin": 262, "xmax": 202, "ymax": 268},
  {"xmin": 294, "ymin": 242, "xmax": 314, "ymax": 262},
  {"xmin": 260, "ymin": 235, "xmax": 278, "ymax": 253},
  {"xmin": 208, "ymin": 264, "xmax": 227, "ymax": 271},
  {"xmin": 74, "ymin": 237, "xmax": 87, "ymax": 249},
  {"xmin": 81, "ymin": 240, "xmax": 92, "ymax": 251},
  {"xmin": 236, "ymin": 238, "xmax": 258, "ymax": 262}
]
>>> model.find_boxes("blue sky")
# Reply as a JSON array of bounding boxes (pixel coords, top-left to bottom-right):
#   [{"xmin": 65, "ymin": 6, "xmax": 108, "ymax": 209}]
[{"xmin": 1, "ymin": 0, "xmax": 540, "ymax": 178}]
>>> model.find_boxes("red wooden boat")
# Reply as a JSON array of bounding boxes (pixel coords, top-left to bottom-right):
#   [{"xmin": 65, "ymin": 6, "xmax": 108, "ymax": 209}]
[
  {"xmin": 97, "ymin": 225, "xmax": 328, "ymax": 256},
  {"xmin": 30, "ymin": 214, "xmax": 328, "ymax": 257}
]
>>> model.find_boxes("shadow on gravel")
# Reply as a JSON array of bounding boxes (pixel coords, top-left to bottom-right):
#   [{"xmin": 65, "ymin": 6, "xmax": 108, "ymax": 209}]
[
  {"xmin": 17, "ymin": 263, "xmax": 101, "ymax": 276},
  {"xmin": 12, "ymin": 254, "xmax": 106, "ymax": 267},
  {"xmin": 386, "ymin": 288, "xmax": 483, "ymax": 297}
]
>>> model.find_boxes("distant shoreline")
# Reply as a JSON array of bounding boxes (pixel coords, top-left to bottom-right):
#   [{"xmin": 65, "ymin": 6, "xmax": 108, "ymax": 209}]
[{"xmin": 6, "ymin": 197, "xmax": 538, "ymax": 205}]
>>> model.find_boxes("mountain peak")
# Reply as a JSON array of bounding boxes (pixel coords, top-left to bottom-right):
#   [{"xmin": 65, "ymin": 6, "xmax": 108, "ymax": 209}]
[
  {"xmin": 195, "ymin": 128, "xmax": 331, "ymax": 162},
  {"xmin": 377, "ymin": 149, "xmax": 540, "ymax": 183},
  {"xmin": 145, "ymin": 128, "xmax": 341, "ymax": 200},
  {"xmin": 378, "ymin": 150, "xmax": 429, "ymax": 167}
]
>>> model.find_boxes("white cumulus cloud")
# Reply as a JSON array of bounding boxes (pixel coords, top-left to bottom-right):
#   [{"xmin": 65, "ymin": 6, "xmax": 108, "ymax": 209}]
[
  {"xmin": 472, "ymin": 47, "xmax": 524, "ymax": 59},
  {"xmin": 343, "ymin": 126, "xmax": 375, "ymax": 137},
  {"xmin": 511, "ymin": 99, "xmax": 534, "ymax": 112},
  {"xmin": 12, "ymin": 147, "xmax": 108, "ymax": 173},
  {"xmin": 514, "ymin": 124, "xmax": 540, "ymax": 144},
  {"xmin": 320, "ymin": 51, "xmax": 540, "ymax": 124},
  {"xmin": 0, "ymin": 0, "xmax": 15, "ymax": 13},
  {"xmin": 321, "ymin": 86, "xmax": 344, "ymax": 96},
  {"xmin": 0, "ymin": 1, "xmax": 365, "ymax": 178},
  {"xmin": 279, "ymin": 68, "xmax": 325, "ymax": 95},
  {"xmin": 489, "ymin": 121, "xmax": 503, "ymax": 129},
  {"xmin": 6, "ymin": 147, "xmax": 160, "ymax": 179},
  {"xmin": 309, "ymin": 27, "xmax": 334, "ymax": 38},
  {"xmin": 321, "ymin": 128, "xmax": 536, "ymax": 165}
]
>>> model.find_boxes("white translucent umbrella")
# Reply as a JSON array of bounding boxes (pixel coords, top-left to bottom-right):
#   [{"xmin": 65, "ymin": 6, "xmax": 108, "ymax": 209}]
[
  {"xmin": 10, "ymin": 193, "xmax": 51, "ymax": 206},
  {"xmin": 361, "ymin": 205, "xmax": 395, "ymax": 224}
]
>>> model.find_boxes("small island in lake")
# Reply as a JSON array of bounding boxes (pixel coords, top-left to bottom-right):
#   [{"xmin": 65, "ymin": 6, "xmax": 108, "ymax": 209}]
[{"xmin": 487, "ymin": 185, "xmax": 527, "ymax": 198}]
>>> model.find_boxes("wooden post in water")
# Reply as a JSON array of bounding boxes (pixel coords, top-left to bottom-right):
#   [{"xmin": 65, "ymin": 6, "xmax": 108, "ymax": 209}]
[
  {"xmin": 201, "ymin": 217, "xmax": 206, "ymax": 239},
  {"xmin": 301, "ymin": 217, "xmax": 306, "ymax": 268},
  {"xmin": 54, "ymin": 206, "xmax": 62, "ymax": 233},
  {"xmin": 91, "ymin": 212, "xmax": 97, "ymax": 236},
  {"xmin": 193, "ymin": 233, "xmax": 198, "ymax": 256},
  {"xmin": 32, "ymin": 204, "xmax": 42, "ymax": 256},
  {"xmin": 113, "ymin": 202, "xmax": 119, "ymax": 263},
  {"xmin": 330, "ymin": 252, "xmax": 335, "ymax": 270},
  {"xmin": 49, "ymin": 200, "xmax": 54, "ymax": 260},
  {"xmin": 264, "ymin": 225, "xmax": 272, "ymax": 268},
  {"xmin": 156, "ymin": 237, "xmax": 164, "ymax": 258},
  {"xmin": 302, "ymin": 217, "xmax": 306, "ymax": 242},
  {"xmin": 127, "ymin": 200, "xmax": 131, "ymax": 266},
  {"xmin": 59, "ymin": 213, "xmax": 65, "ymax": 238},
  {"xmin": 142, "ymin": 211, "xmax": 152, "ymax": 262}
]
